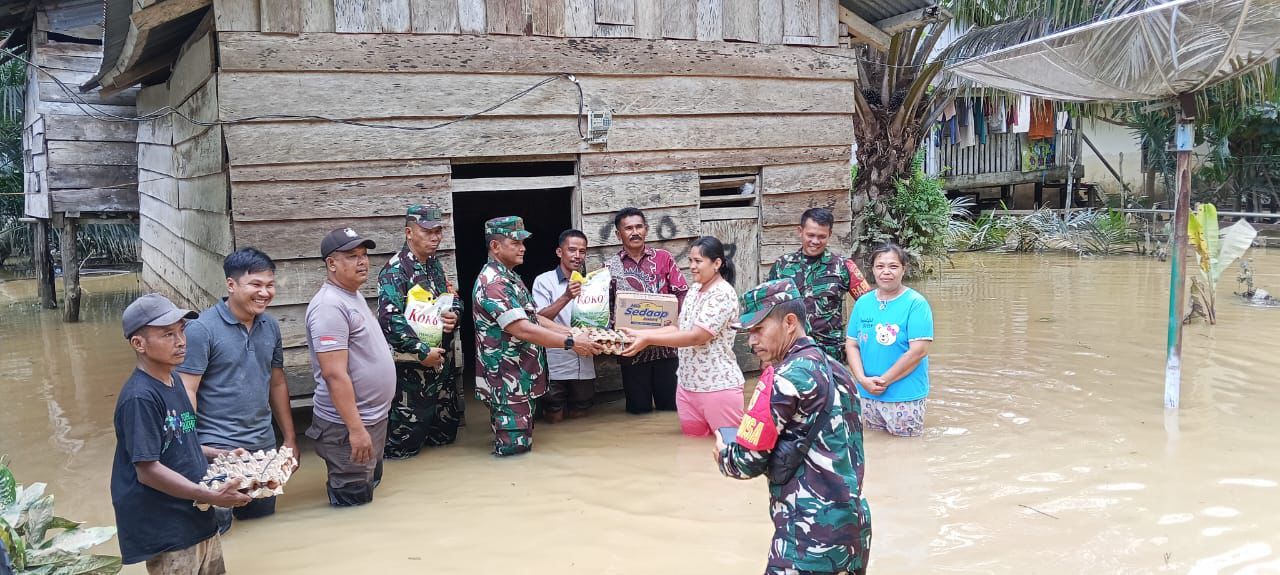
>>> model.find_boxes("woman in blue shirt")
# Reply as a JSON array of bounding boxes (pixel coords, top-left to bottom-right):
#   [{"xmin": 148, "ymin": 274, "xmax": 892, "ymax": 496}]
[{"xmin": 845, "ymin": 243, "xmax": 934, "ymax": 437}]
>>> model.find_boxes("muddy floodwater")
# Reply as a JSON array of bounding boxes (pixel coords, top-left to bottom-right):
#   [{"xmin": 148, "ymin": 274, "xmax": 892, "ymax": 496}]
[{"xmin": 3, "ymin": 252, "xmax": 1280, "ymax": 574}]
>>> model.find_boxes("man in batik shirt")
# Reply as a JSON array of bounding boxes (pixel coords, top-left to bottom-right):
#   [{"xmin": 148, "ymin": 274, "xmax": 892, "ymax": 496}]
[
  {"xmin": 767, "ymin": 207, "xmax": 871, "ymax": 362},
  {"xmin": 605, "ymin": 207, "xmax": 689, "ymax": 415},
  {"xmin": 377, "ymin": 203, "xmax": 463, "ymax": 459},
  {"xmin": 472, "ymin": 216, "xmax": 601, "ymax": 456}
]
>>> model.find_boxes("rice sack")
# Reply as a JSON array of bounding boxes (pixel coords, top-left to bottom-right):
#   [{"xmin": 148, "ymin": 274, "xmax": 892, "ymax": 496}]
[
  {"xmin": 404, "ymin": 284, "xmax": 454, "ymax": 348},
  {"xmin": 570, "ymin": 267, "xmax": 611, "ymax": 328}
]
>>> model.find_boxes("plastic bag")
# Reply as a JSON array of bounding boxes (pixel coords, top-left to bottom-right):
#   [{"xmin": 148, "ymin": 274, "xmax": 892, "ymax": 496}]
[
  {"xmin": 404, "ymin": 285, "xmax": 454, "ymax": 348},
  {"xmin": 570, "ymin": 268, "xmax": 611, "ymax": 328}
]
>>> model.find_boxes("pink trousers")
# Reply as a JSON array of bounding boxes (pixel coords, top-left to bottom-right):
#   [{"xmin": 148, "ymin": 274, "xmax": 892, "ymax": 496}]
[{"xmin": 676, "ymin": 386, "xmax": 745, "ymax": 437}]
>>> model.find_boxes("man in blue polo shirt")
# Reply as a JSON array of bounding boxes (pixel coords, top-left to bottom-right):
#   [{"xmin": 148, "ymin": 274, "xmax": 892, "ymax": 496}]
[{"xmin": 178, "ymin": 248, "xmax": 299, "ymax": 531}]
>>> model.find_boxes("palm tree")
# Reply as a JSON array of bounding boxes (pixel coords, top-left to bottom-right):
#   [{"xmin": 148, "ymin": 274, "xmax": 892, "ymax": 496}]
[{"xmin": 849, "ymin": 0, "xmax": 1277, "ymax": 253}]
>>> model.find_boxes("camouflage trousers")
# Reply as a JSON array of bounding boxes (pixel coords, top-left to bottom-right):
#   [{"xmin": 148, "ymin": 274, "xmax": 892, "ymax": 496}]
[
  {"xmin": 485, "ymin": 398, "xmax": 537, "ymax": 457},
  {"xmin": 384, "ymin": 361, "xmax": 462, "ymax": 459}
]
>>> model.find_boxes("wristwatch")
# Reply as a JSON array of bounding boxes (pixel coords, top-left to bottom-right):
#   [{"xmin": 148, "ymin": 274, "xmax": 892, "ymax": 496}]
[{"xmin": 563, "ymin": 335, "xmax": 575, "ymax": 350}]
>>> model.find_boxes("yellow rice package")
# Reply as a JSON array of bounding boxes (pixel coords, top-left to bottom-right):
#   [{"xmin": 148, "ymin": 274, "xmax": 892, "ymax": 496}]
[
  {"xmin": 570, "ymin": 267, "xmax": 611, "ymax": 328},
  {"xmin": 404, "ymin": 285, "xmax": 454, "ymax": 348}
]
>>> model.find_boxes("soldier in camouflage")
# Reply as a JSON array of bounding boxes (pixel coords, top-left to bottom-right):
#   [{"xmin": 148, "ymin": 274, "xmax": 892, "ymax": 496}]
[
  {"xmin": 472, "ymin": 216, "xmax": 601, "ymax": 456},
  {"xmin": 717, "ymin": 278, "xmax": 872, "ymax": 575},
  {"xmin": 377, "ymin": 203, "xmax": 464, "ymax": 459},
  {"xmin": 767, "ymin": 208, "xmax": 871, "ymax": 362}
]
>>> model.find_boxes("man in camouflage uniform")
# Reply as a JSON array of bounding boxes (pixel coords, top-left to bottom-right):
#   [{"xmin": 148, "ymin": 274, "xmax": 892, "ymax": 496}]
[
  {"xmin": 767, "ymin": 207, "xmax": 871, "ymax": 362},
  {"xmin": 377, "ymin": 203, "xmax": 464, "ymax": 459},
  {"xmin": 717, "ymin": 278, "xmax": 872, "ymax": 575},
  {"xmin": 472, "ymin": 216, "xmax": 601, "ymax": 456}
]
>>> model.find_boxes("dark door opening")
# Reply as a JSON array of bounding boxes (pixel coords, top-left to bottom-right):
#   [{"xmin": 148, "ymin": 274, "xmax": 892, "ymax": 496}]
[{"xmin": 452, "ymin": 187, "xmax": 574, "ymax": 376}]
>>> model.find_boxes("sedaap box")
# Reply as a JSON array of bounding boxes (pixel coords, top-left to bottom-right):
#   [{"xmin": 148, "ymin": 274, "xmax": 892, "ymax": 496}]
[{"xmin": 614, "ymin": 291, "xmax": 679, "ymax": 330}]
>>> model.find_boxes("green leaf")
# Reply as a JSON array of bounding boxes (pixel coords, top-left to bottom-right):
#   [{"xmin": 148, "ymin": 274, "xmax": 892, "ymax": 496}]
[
  {"xmin": 48, "ymin": 554, "xmax": 122, "ymax": 575},
  {"xmin": 5, "ymin": 482, "xmax": 46, "ymax": 525},
  {"xmin": 0, "ymin": 461, "xmax": 14, "ymax": 508},
  {"xmin": 24, "ymin": 494, "xmax": 55, "ymax": 548},
  {"xmin": 46, "ymin": 517, "xmax": 81, "ymax": 532},
  {"xmin": 30, "ymin": 527, "xmax": 116, "ymax": 557},
  {"xmin": 1, "ymin": 518, "xmax": 25, "ymax": 571},
  {"xmin": 1214, "ymin": 220, "xmax": 1258, "ymax": 284}
]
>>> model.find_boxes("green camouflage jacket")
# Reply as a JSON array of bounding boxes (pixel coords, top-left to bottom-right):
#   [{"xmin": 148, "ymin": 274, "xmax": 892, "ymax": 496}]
[
  {"xmin": 718, "ymin": 336, "xmax": 872, "ymax": 573},
  {"xmin": 767, "ymin": 249, "xmax": 871, "ymax": 361},
  {"xmin": 377, "ymin": 245, "xmax": 463, "ymax": 362},
  {"xmin": 472, "ymin": 259, "xmax": 547, "ymax": 404}
]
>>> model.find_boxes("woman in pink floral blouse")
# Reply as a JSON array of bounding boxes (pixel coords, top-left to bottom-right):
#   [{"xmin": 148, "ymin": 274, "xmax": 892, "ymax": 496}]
[{"xmin": 622, "ymin": 236, "xmax": 745, "ymax": 436}]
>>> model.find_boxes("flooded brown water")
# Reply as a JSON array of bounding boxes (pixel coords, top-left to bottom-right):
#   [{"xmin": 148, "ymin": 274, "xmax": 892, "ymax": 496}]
[{"xmin": 3, "ymin": 252, "xmax": 1280, "ymax": 574}]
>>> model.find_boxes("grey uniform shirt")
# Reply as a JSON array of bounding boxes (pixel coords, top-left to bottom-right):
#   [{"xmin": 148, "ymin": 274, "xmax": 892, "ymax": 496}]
[
  {"xmin": 177, "ymin": 299, "xmax": 283, "ymax": 450},
  {"xmin": 306, "ymin": 281, "xmax": 396, "ymax": 426},
  {"xmin": 532, "ymin": 267, "xmax": 596, "ymax": 381}
]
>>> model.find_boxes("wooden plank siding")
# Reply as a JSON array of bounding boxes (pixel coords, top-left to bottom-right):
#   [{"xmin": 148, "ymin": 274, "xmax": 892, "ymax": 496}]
[
  {"xmin": 22, "ymin": 34, "xmax": 139, "ymax": 217},
  {"xmin": 135, "ymin": 30, "xmax": 230, "ymax": 310},
  {"xmin": 208, "ymin": 0, "xmax": 845, "ymax": 46}
]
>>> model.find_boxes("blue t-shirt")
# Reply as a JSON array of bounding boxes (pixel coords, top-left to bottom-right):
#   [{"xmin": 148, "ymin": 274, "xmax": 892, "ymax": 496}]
[{"xmin": 847, "ymin": 288, "xmax": 934, "ymax": 402}]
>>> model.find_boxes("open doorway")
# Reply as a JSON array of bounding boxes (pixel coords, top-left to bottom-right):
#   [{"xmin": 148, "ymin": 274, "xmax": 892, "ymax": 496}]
[{"xmin": 452, "ymin": 186, "xmax": 574, "ymax": 375}]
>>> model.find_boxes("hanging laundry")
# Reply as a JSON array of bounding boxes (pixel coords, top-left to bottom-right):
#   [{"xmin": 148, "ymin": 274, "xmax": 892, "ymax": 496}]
[
  {"xmin": 1029, "ymin": 100, "xmax": 1055, "ymax": 140},
  {"xmin": 1011, "ymin": 96, "xmax": 1032, "ymax": 133},
  {"xmin": 1056, "ymin": 111, "xmax": 1070, "ymax": 131},
  {"xmin": 956, "ymin": 99, "xmax": 969, "ymax": 127},
  {"xmin": 987, "ymin": 97, "xmax": 1007, "ymax": 134},
  {"xmin": 973, "ymin": 99, "xmax": 987, "ymax": 145},
  {"xmin": 959, "ymin": 108, "xmax": 976, "ymax": 147}
]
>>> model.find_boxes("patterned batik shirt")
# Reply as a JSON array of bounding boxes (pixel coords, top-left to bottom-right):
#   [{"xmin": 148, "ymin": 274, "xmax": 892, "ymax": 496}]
[
  {"xmin": 606, "ymin": 246, "xmax": 690, "ymax": 365},
  {"xmin": 767, "ymin": 249, "xmax": 871, "ymax": 362},
  {"xmin": 377, "ymin": 244, "xmax": 463, "ymax": 362},
  {"xmin": 718, "ymin": 337, "xmax": 872, "ymax": 574},
  {"xmin": 472, "ymin": 259, "xmax": 547, "ymax": 404}
]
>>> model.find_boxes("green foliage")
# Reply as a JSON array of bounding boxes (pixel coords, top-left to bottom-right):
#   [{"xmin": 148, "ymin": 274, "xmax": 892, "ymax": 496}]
[
  {"xmin": 946, "ymin": 207, "xmax": 1139, "ymax": 255},
  {"xmin": 0, "ymin": 456, "xmax": 121, "ymax": 575},
  {"xmin": 1187, "ymin": 204, "xmax": 1258, "ymax": 324},
  {"xmin": 859, "ymin": 154, "xmax": 952, "ymax": 273}
]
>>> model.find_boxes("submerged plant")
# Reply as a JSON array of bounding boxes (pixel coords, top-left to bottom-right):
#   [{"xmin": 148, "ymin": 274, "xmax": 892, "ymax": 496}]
[
  {"xmin": 1186, "ymin": 204, "xmax": 1258, "ymax": 324},
  {"xmin": 0, "ymin": 456, "xmax": 121, "ymax": 574}
]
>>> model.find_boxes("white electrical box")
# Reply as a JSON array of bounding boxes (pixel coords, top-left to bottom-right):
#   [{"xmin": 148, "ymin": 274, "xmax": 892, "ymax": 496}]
[{"xmin": 586, "ymin": 109, "xmax": 611, "ymax": 144}]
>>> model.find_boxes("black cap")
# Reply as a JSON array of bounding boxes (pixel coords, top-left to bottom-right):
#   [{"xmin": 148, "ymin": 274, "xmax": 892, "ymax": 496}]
[{"xmin": 320, "ymin": 227, "xmax": 377, "ymax": 259}]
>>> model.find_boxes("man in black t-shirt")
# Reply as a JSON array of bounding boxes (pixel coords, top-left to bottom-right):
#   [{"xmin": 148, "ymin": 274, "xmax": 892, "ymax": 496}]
[{"xmin": 111, "ymin": 293, "xmax": 252, "ymax": 574}]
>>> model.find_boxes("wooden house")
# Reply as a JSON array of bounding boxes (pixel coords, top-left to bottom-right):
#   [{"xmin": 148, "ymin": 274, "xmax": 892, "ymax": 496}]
[
  {"xmin": 3, "ymin": 0, "xmax": 140, "ymax": 319},
  {"xmin": 87, "ymin": 0, "xmax": 932, "ymax": 395}
]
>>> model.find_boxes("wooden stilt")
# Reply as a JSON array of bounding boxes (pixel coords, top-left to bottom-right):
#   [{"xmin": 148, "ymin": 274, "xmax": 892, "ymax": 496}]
[
  {"xmin": 33, "ymin": 218, "xmax": 57, "ymax": 309},
  {"xmin": 60, "ymin": 215, "xmax": 81, "ymax": 322}
]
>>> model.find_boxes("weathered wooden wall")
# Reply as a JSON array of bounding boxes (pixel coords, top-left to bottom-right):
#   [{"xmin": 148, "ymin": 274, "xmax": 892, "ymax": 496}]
[
  {"xmin": 136, "ymin": 24, "xmax": 232, "ymax": 311},
  {"xmin": 211, "ymin": 0, "xmax": 841, "ymax": 46},
  {"xmin": 22, "ymin": 4, "xmax": 139, "ymax": 219}
]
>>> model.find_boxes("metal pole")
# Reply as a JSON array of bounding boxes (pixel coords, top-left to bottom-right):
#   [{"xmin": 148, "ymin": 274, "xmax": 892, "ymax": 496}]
[{"xmin": 1164, "ymin": 117, "xmax": 1194, "ymax": 409}]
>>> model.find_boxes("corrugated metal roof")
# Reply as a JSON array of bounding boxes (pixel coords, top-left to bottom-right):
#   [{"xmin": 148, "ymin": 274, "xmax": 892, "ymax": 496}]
[{"xmin": 842, "ymin": 0, "xmax": 938, "ymax": 25}]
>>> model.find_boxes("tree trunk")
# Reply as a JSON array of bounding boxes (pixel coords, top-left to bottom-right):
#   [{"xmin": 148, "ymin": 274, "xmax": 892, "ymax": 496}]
[{"xmin": 851, "ymin": 113, "xmax": 921, "ymax": 259}]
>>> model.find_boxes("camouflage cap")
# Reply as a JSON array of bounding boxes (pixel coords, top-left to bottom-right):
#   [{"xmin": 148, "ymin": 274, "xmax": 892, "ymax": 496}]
[
  {"xmin": 407, "ymin": 203, "xmax": 444, "ymax": 229},
  {"xmin": 736, "ymin": 278, "xmax": 803, "ymax": 330},
  {"xmin": 484, "ymin": 216, "xmax": 531, "ymax": 241}
]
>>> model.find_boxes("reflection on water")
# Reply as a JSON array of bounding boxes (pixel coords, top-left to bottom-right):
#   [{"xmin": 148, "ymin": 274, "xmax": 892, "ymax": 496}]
[{"xmin": 2, "ymin": 253, "xmax": 1280, "ymax": 574}]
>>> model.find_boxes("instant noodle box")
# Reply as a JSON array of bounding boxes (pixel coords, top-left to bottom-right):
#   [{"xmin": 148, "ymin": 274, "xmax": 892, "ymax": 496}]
[{"xmin": 614, "ymin": 291, "xmax": 678, "ymax": 330}]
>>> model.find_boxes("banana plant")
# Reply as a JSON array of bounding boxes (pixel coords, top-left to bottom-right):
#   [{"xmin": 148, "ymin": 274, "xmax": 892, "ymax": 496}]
[
  {"xmin": 1186, "ymin": 204, "xmax": 1258, "ymax": 324},
  {"xmin": 0, "ymin": 457, "xmax": 120, "ymax": 575}
]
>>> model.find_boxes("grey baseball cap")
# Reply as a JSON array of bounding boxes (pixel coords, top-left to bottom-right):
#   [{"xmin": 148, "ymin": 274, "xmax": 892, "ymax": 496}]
[
  {"xmin": 122, "ymin": 293, "xmax": 198, "ymax": 339},
  {"xmin": 320, "ymin": 227, "xmax": 377, "ymax": 259}
]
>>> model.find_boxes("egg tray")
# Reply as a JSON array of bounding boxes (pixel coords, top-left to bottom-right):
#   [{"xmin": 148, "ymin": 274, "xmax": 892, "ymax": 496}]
[
  {"xmin": 570, "ymin": 327, "xmax": 636, "ymax": 355},
  {"xmin": 194, "ymin": 447, "xmax": 296, "ymax": 510}
]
